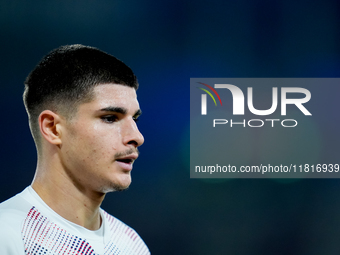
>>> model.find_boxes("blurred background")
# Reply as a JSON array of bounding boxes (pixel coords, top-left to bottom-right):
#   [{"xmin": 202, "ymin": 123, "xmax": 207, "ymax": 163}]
[{"xmin": 1, "ymin": 0, "xmax": 340, "ymax": 254}]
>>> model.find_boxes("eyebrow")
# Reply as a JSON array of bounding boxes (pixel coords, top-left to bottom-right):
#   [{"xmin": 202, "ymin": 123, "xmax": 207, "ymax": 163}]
[{"xmin": 100, "ymin": 106, "xmax": 142, "ymax": 117}]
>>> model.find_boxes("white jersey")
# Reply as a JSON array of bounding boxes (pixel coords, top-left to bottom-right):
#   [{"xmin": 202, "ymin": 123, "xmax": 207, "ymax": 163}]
[{"xmin": 0, "ymin": 186, "xmax": 150, "ymax": 255}]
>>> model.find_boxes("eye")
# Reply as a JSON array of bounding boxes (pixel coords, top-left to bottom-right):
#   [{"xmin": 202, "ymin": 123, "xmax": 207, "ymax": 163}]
[
  {"xmin": 133, "ymin": 116, "xmax": 140, "ymax": 123},
  {"xmin": 101, "ymin": 115, "xmax": 118, "ymax": 123}
]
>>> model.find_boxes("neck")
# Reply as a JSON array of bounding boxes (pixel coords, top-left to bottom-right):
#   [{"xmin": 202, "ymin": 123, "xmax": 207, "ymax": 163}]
[{"xmin": 32, "ymin": 157, "xmax": 105, "ymax": 231}]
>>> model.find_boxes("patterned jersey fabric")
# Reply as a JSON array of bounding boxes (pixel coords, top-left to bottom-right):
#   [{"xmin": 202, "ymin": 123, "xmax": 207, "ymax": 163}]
[{"xmin": 0, "ymin": 187, "xmax": 150, "ymax": 255}]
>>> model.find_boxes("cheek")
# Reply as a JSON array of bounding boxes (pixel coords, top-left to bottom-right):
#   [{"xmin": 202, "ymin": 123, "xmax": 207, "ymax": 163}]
[
  {"xmin": 65, "ymin": 122, "xmax": 123, "ymax": 161},
  {"xmin": 92, "ymin": 123, "xmax": 123, "ymax": 150},
  {"xmin": 86, "ymin": 129, "xmax": 122, "ymax": 159}
]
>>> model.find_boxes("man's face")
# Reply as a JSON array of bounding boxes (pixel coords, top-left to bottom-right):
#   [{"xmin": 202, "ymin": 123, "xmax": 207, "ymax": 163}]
[{"xmin": 59, "ymin": 84, "xmax": 144, "ymax": 193}]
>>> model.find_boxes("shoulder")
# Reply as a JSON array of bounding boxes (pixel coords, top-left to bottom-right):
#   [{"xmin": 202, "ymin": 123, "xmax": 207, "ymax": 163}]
[
  {"xmin": 0, "ymin": 189, "xmax": 32, "ymax": 227},
  {"xmin": 102, "ymin": 210, "xmax": 150, "ymax": 255},
  {"xmin": 0, "ymin": 216, "xmax": 25, "ymax": 254},
  {"xmin": 0, "ymin": 190, "xmax": 31, "ymax": 255},
  {"xmin": 0, "ymin": 188, "xmax": 33, "ymax": 220}
]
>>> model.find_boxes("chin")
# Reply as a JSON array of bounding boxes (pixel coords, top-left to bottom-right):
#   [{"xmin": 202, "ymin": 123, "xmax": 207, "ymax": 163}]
[
  {"xmin": 113, "ymin": 180, "xmax": 131, "ymax": 191},
  {"xmin": 104, "ymin": 176, "xmax": 132, "ymax": 193}
]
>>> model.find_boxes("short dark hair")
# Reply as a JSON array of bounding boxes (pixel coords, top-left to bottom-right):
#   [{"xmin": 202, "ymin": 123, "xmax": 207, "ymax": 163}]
[{"xmin": 23, "ymin": 44, "xmax": 138, "ymax": 144}]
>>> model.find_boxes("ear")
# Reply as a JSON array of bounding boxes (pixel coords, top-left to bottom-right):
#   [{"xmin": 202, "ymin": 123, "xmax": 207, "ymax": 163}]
[{"xmin": 38, "ymin": 110, "xmax": 63, "ymax": 145}]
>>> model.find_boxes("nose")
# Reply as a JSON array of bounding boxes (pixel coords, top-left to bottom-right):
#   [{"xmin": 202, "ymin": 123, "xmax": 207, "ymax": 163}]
[{"xmin": 123, "ymin": 118, "xmax": 144, "ymax": 147}]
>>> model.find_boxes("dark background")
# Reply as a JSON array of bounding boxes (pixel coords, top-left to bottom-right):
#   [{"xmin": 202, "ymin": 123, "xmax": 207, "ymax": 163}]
[{"xmin": 1, "ymin": 1, "xmax": 340, "ymax": 254}]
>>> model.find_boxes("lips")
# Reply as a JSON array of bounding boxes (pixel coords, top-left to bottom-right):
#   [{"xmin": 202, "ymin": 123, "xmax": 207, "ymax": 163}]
[{"xmin": 115, "ymin": 153, "xmax": 138, "ymax": 171}]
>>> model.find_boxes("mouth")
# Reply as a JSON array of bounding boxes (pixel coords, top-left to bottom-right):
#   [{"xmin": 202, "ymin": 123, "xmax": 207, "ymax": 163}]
[
  {"xmin": 116, "ymin": 158, "xmax": 133, "ymax": 164},
  {"xmin": 115, "ymin": 154, "xmax": 138, "ymax": 171}
]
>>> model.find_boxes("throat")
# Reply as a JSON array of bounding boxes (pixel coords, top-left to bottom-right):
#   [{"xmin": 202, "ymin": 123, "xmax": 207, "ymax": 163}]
[{"xmin": 32, "ymin": 180, "xmax": 104, "ymax": 231}]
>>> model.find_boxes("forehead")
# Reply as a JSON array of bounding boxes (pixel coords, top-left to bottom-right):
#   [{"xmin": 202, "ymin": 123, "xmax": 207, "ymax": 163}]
[{"xmin": 91, "ymin": 84, "xmax": 139, "ymax": 109}]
